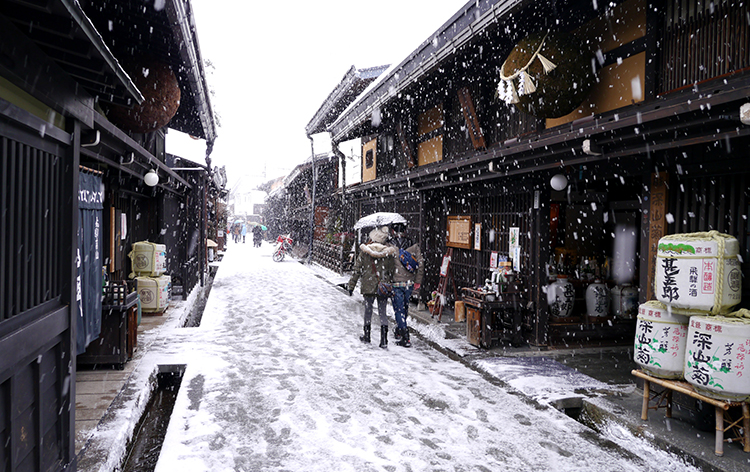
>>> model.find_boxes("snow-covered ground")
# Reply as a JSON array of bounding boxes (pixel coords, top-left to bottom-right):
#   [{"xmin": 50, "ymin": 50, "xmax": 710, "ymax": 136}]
[{"xmin": 80, "ymin": 241, "xmax": 700, "ymax": 472}]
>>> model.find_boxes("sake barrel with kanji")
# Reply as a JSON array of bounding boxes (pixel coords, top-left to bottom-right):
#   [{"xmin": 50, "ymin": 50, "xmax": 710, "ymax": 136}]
[
  {"xmin": 634, "ymin": 301, "xmax": 689, "ymax": 379},
  {"xmin": 683, "ymin": 313, "xmax": 750, "ymax": 402},
  {"xmin": 136, "ymin": 275, "xmax": 171, "ymax": 314},
  {"xmin": 654, "ymin": 231, "xmax": 741, "ymax": 314},
  {"xmin": 129, "ymin": 241, "xmax": 167, "ymax": 277}
]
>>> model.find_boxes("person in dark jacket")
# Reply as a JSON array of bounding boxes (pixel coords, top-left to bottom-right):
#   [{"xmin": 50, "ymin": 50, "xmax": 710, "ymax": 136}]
[
  {"xmin": 388, "ymin": 224, "xmax": 424, "ymax": 347},
  {"xmin": 252, "ymin": 224, "xmax": 262, "ymax": 247},
  {"xmin": 347, "ymin": 226, "xmax": 396, "ymax": 348}
]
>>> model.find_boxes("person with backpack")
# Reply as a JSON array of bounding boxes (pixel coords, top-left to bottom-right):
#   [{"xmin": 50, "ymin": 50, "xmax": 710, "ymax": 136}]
[
  {"xmin": 347, "ymin": 226, "xmax": 396, "ymax": 348},
  {"xmin": 388, "ymin": 223, "xmax": 424, "ymax": 347}
]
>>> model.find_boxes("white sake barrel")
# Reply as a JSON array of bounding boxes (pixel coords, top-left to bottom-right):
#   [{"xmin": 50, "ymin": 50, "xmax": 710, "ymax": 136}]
[
  {"xmin": 137, "ymin": 275, "xmax": 171, "ymax": 313},
  {"xmin": 655, "ymin": 231, "xmax": 741, "ymax": 314},
  {"xmin": 129, "ymin": 241, "xmax": 167, "ymax": 276},
  {"xmin": 634, "ymin": 301, "xmax": 690, "ymax": 379},
  {"xmin": 684, "ymin": 313, "xmax": 750, "ymax": 402}
]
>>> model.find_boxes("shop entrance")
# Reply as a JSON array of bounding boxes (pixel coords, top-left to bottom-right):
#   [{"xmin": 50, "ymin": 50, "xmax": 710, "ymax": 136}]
[{"xmin": 547, "ymin": 170, "xmax": 641, "ymax": 348}]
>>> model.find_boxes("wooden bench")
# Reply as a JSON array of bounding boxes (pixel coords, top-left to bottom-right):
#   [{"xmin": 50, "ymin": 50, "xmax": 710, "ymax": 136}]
[{"xmin": 632, "ymin": 369, "xmax": 750, "ymax": 456}]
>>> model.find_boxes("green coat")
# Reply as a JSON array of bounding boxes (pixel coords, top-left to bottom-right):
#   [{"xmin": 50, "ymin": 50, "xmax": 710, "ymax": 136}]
[{"xmin": 347, "ymin": 242, "xmax": 396, "ymax": 296}]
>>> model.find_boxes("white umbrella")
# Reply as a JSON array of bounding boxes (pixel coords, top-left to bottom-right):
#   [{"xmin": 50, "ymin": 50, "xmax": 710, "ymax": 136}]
[{"xmin": 353, "ymin": 212, "xmax": 407, "ymax": 230}]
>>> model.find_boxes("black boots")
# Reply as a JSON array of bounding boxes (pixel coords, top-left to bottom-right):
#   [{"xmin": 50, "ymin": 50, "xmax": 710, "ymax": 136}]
[
  {"xmin": 360, "ymin": 324, "xmax": 371, "ymax": 343},
  {"xmin": 397, "ymin": 328, "xmax": 412, "ymax": 348},
  {"xmin": 379, "ymin": 325, "xmax": 388, "ymax": 349},
  {"xmin": 393, "ymin": 327, "xmax": 402, "ymax": 341}
]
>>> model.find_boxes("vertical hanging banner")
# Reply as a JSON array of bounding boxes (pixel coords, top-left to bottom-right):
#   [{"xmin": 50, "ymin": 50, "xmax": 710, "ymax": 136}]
[
  {"xmin": 647, "ymin": 173, "xmax": 668, "ymax": 300},
  {"xmin": 77, "ymin": 172, "xmax": 105, "ymax": 354},
  {"xmin": 509, "ymin": 227, "xmax": 521, "ymax": 271}
]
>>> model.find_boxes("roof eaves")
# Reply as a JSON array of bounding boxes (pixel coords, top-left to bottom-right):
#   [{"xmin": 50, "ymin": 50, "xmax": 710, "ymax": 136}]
[
  {"xmin": 164, "ymin": 0, "xmax": 217, "ymax": 143},
  {"xmin": 329, "ymin": 0, "xmax": 525, "ymax": 143},
  {"xmin": 305, "ymin": 64, "xmax": 390, "ymax": 136},
  {"xmin": 61, "ymin": 0, "xmax": 144, "ymax": 104}
]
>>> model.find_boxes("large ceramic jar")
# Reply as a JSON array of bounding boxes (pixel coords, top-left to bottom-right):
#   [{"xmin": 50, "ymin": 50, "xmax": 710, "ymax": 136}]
[
  {"xmin": 548, "ymin": 275, "xmax": 575, "ymax": 319},
  {"xmin": 612, "ymin": 283, "xmax": 639, "ymax": 318},
  {"xmin": 585, "ymin": 279, "xmax": 610, "ymax": 317}
]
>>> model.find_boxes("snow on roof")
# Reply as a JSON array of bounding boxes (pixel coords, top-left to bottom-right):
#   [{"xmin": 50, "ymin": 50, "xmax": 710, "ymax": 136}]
[{"xmin": 330, "ymin": 0, "xmax": 521, "ymax": 143}]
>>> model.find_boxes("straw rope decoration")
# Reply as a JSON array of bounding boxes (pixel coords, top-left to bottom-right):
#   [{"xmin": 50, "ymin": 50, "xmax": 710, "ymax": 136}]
[
  {"xmin": 656, "ymin": 231, "xmax": 737, "ymax": 314},
  {"xmin": 498, "ymin": 31, "xmax": 557, "ymax": 104}
]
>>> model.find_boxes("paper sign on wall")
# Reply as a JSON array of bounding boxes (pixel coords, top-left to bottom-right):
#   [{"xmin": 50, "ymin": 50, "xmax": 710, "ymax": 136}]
[
  {"xmin": 509, "ymin": 227, "xmax": 520, "ymax": 271},
  {"xmin": 121, "ymin": 213, "xmax": 127, "ymax": 240}
]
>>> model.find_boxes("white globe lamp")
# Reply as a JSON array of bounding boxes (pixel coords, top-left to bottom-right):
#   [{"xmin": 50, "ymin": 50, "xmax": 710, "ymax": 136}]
[
  {"xmin": 144, "ymin": 169, "xmax": 159, "ymax": 187},
  {"xmin": 550, "ymin": 173, "xmax": 568, "ymax": 191}
]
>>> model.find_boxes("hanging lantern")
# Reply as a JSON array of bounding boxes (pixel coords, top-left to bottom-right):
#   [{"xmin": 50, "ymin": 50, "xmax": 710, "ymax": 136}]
[
  {"xmin": 498, "ymin": 31, "xmax": 595, "ymax": 118},
  {"xmin": 107, "ymin": 58, "xmax": 181, "ymax": 133}
]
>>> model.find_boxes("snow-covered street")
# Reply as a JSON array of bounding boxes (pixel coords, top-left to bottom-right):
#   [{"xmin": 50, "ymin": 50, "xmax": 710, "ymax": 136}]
[{"xmin": 88, "ymin": 241, "xmax": 701, "ymax": 472}]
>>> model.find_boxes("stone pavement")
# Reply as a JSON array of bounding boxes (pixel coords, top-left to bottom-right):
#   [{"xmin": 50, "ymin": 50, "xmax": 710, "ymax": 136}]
[
  {"xmin": 73, "ymin": 255, "xmax": 750, "ymax": 471},
  {"xmin": 310, "ymin": 263, "xmax": 750, "ymax": 472}
]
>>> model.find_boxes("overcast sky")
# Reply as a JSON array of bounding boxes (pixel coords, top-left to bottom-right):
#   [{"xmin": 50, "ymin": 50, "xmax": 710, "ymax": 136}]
[{"xmin": 167, "ymin": 0, "xmax": 469, "ymax": 190}]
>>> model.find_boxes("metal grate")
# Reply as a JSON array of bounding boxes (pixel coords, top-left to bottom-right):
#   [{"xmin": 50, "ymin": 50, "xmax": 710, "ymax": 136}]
[
  {"xmin": 669, "ymin": 172, "xmax": 750, "ymax": 304},
  {"xmin": 660, "ymin": 1, "xmax": 749, "ymax": 93},
  {"xmin": 1, "ymin": 137, "xmax": 65, "ymax": 319},
  {"xmin": 443, "ymin": 191, "xmax": 532, "ymax": 289}
]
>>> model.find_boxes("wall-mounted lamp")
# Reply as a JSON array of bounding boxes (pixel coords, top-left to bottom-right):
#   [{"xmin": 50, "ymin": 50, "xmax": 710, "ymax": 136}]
[
  {"xmin": 741, "ymin": 103, "xmax": 750, "ymax": 125},
  {"xmin": 144, "ymin": 169, "xmax": 159, "ymax": 187},
  {"xmin": 550, "ymin": 173, "xmax": 568, "ymax": 191}
]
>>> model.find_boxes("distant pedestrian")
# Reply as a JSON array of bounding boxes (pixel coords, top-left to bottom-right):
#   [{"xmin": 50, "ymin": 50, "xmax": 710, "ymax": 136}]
[
  {"xmin": 347, "ymin": 226, "xmax": 396, "ymax": 348},
  {"xmin": 252, "ymin": 225, "xmax": 262, "ymax": 247},
  {"xmin": 388, "ymin": 224, "xmax": 423, "ymax": 347},
  {"xmin": 233, "ymin": 224, "xmax": 241, "ymax": 243},
  {"xmin": 241, "ymin": 223, "xmax": 247, "ymax": 243}
]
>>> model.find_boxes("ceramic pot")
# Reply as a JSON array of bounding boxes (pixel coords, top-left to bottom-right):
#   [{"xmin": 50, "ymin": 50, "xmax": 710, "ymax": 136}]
[
  {"xmin": 585, "ymin": 279, "xmax": 609, "ymax": 317},
  {"xmin": 612, "ymin": 283, "xmax": 639, "ymax": 318},
  {"xmin": 548, "ymin": 275, "xmax": 574, "ymax": 319}
]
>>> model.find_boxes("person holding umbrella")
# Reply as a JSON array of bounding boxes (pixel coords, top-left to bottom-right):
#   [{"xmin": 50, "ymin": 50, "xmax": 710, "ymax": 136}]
[
  {"xmin": 347, "ymin": 226, "xmax": 396, "ymax": 348},
  {"xmin": 388, "ymin": 223, "xmax": 423, "ymax": 347}
]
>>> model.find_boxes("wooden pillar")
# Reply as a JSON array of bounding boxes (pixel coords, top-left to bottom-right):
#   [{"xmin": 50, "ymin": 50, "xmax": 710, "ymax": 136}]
[
  {"xmin": 642, "ymin": 172, "xmax": 668, "ymax": 301},
  {"xmin": 532, "ymin": 185, "xmax": 550, "ymax": 347}
]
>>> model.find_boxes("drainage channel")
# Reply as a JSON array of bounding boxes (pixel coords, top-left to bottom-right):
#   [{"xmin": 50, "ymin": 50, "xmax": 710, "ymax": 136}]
[
  {"xmin": 121, "ymin": 258, "xmax": 219, "ymax": 469},
  {"xmin": 122, "ymin": 366, "xmax": 185, "ymax": 472}
]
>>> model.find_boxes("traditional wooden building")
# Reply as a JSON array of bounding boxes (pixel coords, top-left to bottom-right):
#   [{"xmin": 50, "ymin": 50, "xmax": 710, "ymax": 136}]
[
  {"xmin": 0, "ymin": 1, "xmax": 217, "ymax": 470},
  {"xmin": 263, "ymin": 153, "xmax": 340, "ymax": 257},
  {"xmin": 299, "ymin": 65, "xmax": 389, "ymax": 271},
  {"xmin": 321, "ymin": 0, "xmax": 750, "ymax": 348}
]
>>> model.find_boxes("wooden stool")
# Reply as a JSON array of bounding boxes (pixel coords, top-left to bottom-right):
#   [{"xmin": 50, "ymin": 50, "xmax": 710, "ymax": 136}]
[{"xmin": 632, "ymin": 370, "xmax": 750, "ymax": 456}]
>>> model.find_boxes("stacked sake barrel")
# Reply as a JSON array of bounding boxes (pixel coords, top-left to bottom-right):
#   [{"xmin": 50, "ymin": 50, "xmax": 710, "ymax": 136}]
[
  {"xmin": 635, "ymin": 231, "xmax": 749, "ymax": 401},
  {"xmin": 129, "ymin": 241, "xmax": 171, "ymax": 314}
]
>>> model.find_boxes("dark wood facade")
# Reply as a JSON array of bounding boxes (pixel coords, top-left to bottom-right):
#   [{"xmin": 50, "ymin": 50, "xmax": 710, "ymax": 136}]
[
  {"xmin": 263, "ymin": 154, "xmax": 340, "ymax": 254},
  {"xmin": 0, "ymin": 1, "xmax": 217, "ymax": 470},
  {"xmin": 325, "ymin": 0, "xmax": 750, "ymax": 348},
  {"xmin": 1, "ymin": 103, "xmax": 78, "ymax": 472}
]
